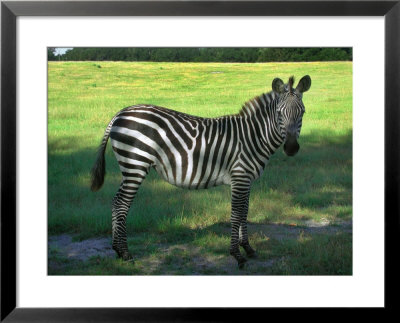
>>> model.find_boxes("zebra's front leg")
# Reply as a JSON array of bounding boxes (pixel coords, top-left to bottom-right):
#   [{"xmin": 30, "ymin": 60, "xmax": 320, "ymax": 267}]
[
  {"xmin": 238, "ymin": 190, "xmax": 257, "ymax": 258},
  {"xmin": 230, "ymin": 180, "xmax": 251, "ymax": 269},
  {"xmin": 239, "ymin": 224, "xmax": 257, "ymax": 258}
]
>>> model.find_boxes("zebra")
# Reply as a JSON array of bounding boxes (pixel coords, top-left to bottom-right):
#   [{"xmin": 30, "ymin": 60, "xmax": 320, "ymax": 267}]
[{"xmin": 90, "ymin": 75, "xmax": 311, "ymax": 268}]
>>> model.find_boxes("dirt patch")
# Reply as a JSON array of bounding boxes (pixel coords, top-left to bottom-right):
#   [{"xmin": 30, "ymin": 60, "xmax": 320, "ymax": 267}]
[
  {"xmin": 49, "ymin": 234, "xmax": 115, "ymax": 261},
  {"xmin": 249, "ymin": 220, "xmax": 352, "ymax": 241}
]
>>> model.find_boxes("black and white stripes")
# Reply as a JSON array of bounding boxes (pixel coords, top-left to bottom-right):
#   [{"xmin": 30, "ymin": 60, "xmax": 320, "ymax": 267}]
[{"xmin": 91, "ymin": 75, "xmax": 311, "ymax": 268}]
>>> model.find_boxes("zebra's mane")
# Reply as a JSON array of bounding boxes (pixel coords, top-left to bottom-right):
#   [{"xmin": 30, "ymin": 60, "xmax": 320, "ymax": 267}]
[
  {"xmin": 237, "ymin": 91, "xmax": 275, "ymax": 117},
  {"xmin": 288, "ymin": 76, "xmax": 295, "ymax": 92}
]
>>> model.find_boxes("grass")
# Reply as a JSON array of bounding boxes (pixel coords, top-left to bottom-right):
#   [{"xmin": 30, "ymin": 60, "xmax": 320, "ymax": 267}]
[{"xmin": 48, "ymin": 61, "xmax": 352, "ymax": 275}]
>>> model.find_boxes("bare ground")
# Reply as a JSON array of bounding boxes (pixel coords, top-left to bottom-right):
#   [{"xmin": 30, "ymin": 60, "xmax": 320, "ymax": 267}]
[{"xmin": 49, "ymin": 234, "xmax": 115, "ymax": 261}]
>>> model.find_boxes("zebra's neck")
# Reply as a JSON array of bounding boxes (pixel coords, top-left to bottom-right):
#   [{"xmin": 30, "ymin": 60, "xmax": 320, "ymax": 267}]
[
  {"xmin": 238, "ymin": 91, "xmax": 278, "ymax": 118},
  {"xmin": 236, "ymin": 92, "xmax": 285, "ymax": 155}
]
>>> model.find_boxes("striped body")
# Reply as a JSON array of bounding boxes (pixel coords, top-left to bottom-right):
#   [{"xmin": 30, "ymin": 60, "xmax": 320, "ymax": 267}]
[
  {"xmin": 91, "ymin": 76, "xmax": 311, "ymax": 268},
  {"xmin": 109, "ymin": 94, "xmax": 282, "ymax": 191}
]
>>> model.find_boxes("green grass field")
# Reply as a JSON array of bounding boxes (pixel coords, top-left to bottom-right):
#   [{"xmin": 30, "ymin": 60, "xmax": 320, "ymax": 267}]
[{"xmin": 48, "ymin": 61, "xmax": 352, "ymax": 275}]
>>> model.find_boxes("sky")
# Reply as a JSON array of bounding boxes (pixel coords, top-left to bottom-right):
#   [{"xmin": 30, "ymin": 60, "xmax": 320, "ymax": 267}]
[{"xmin": 54, "ymin": 48, "xmax": 73, "ymax": 56}]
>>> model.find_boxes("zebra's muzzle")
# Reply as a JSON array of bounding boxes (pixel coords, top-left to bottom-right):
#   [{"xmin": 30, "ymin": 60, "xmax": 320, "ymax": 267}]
[{"xmin": 283, "ymin": 134, "xmax": 300, "ymax": 157}]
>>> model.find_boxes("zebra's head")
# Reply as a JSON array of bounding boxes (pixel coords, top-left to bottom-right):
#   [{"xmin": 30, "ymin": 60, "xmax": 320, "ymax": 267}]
[{"xmin": 272, "ymin": 75, "xmax": 311, "ymax": 156}]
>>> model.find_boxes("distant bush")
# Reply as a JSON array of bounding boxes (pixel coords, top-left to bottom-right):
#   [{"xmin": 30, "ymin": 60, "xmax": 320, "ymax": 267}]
[{"xmin": 49, "ymin": 47, "xmax": 352, "ymax": 62}]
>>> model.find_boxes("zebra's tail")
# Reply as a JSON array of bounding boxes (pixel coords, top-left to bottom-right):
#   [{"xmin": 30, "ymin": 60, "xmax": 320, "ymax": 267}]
[{"xmin": 90, "ymin": 115, "xmax": 117, "ymax": 192}]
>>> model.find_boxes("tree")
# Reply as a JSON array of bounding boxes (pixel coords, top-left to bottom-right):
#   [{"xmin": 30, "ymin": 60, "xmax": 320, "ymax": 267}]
[
  {"xmin": 54, "ymin": 47, "xmax": 352, "ymax": 62},
  {"xmin": 47, "ymin": 48, "xmax": 57, "ymax": 61}
]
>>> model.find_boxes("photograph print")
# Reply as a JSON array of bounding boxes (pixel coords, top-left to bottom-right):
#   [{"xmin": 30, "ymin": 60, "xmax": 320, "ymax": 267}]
[{"xmin": 48, "ymin": 47, "xmax": 352, "ymax": 275}]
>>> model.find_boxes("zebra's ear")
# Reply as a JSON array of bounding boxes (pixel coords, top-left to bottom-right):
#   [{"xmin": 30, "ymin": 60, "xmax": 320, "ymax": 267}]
[
  {"xmin": 296, "ymin": 75, "xmax": 312, "ymax": 93},
  {"xmin": 272, "ymin": 78, "xmax": 285, "ymax": 94}
]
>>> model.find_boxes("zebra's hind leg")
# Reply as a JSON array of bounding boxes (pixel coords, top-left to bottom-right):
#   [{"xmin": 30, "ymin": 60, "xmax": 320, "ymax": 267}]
[
  {"xmin": 230, "ymin": 179, "xmax": 251, "ymax": 269},
  {"xmin": 111, "ymin": 170, "xmax": 148, "ymax": 263}
]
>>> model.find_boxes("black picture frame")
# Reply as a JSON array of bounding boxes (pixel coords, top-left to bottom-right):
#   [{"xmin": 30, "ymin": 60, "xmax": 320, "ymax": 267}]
[{"xmin": 1, "ymin": 0, "xmax": 399, "ymax": 321}]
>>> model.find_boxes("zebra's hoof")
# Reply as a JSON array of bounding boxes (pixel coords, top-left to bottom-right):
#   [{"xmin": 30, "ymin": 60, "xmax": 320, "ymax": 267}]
[
  {"xmin": 117, "ymin": 251, "xmax": 134, "ymax": 263},
  {"xmin": 247, "ymin": 251, "xmax": 257, "ymax": 258},
  {"xmin": 241, "ymin": 244, "xmax": 257, "ymax": 258},
  {"xmin": 238, "ymin": 258, "xmax": 247, "ymax": 269},
  {"xmin": 122, "ymin": 255, "xmax": 134, "ymax": 263}
]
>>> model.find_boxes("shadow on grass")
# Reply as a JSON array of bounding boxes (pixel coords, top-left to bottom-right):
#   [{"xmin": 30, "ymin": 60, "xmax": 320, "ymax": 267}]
[
  {"xmin": 48, "ymin": 130, "xmax": 352, "ymax": 274},
  {"xmin": 49, "ymin": 222, "xmax": 352, "ymax": 275}
]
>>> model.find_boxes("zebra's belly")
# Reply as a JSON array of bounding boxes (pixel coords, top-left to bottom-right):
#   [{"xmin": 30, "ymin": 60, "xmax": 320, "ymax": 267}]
[{"xmin": 153, "ymin": 164, "xmax": 231, "ymax": 189}]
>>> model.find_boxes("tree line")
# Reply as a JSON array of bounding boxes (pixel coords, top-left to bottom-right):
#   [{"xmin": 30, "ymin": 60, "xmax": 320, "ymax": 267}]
[{"xmin": 48, "ymin": 47, "xmax": 352, "ymax": 62}]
